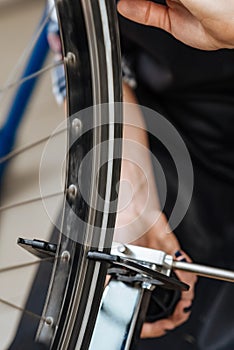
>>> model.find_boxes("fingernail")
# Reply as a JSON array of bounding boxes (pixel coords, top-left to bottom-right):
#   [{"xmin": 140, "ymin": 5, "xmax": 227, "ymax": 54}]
[
  {"xmin": 184, "ymin": 305, "xmax": 192, "ymax": 313},
  {"xmin": 175, "ymin": 250, "xmax": 182, "ymax": 258},
  {"xmin": 175, "ymin": 251, "xmax": 187, "ymax": 262}
]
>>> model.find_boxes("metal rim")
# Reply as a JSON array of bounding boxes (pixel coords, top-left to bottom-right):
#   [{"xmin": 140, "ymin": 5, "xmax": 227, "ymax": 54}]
[{"xmin": 36, "ymin": 1, "xmax": 122, "ymax": 349}]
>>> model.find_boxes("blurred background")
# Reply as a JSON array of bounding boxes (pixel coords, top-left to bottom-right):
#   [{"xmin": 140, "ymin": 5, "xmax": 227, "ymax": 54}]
[{"xmin": 0, "ymin": 1, "xmax": 65, "ymax": 348}]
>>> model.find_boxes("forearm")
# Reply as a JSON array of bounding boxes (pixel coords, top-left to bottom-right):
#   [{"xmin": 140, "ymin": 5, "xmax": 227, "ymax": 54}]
[
  {"xmin": 122, "ymin": 82, "xmax": 160, "ymax": 211},
  {"xmin": 115, "ymin": 83, "xmax": 181, "ymax": 253}
]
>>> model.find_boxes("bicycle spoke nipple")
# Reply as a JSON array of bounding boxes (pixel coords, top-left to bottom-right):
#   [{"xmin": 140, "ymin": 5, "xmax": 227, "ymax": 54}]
[
  {"xmin": 61, "ymin": 250, "xmax": 71, "ymax": 262},
  {"xmin": 67, "ymin": 184, "xmax": 77, "ymax": 200},
  {"xmin": 45, "ymin": 316, "xmax": 54, "ymax": 327},
  {"xmin": 64, "ymin": 52, "xmax": 76, "ymax": 64}
]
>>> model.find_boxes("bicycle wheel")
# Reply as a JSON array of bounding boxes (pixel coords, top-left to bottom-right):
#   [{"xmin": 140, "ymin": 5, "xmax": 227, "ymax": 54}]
[
  {"xmin": 38, "ymin": 1, "xmax": 122, "ymax": 349},
  {"xmin": 0, "ymin": 0, "xmax": 122, "ymax": 349}
]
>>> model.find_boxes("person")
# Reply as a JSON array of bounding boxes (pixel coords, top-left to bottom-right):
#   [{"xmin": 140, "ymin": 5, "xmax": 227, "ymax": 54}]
[
  {"xmin": 9, "ymin": 1, "xmax": 234, "ymax": 348},
  {"xmin": 117, "ymin": 0, "xmax": 234, "ymax": 50},
  {"xmin": 44, "ymin": 2, "xmax": 197, "ymax": 335},
  {"xmin": 116, "ymin": 0, "xmax": 234, "ymax": 349}
]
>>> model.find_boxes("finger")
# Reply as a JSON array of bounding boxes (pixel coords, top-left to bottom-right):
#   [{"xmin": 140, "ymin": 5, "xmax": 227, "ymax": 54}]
[
  {"xmin": 141, "ymin": 318, "xmax": 175, "ymax": 338},
  {"xmin": 105, "ymin": 275, "xmax": 111, "ymax": 287},
  {"xmin": 179, "ymin": 277, "xmax": 195, "ymax": 300},
  {"xmin": 175, "ymin": 249, "xmax": 192, "ymax": 263},
  {"xmin": 179, "ymin": 271, "xmax": 197, "ymax": 300},
  {"xmin": 141, "ymin": 299, "xmax": 192, "ymax": 338},
  {"xmin": 169, "ymin": 299, "xmax": 192, "ymax": 326},
  {"xmin": 117, "ymin": 0, "xmax": 172, "ymax": 32},
  {"xmin": 174, "ymin": 250, "xmax": 197, "ymax": 300}
]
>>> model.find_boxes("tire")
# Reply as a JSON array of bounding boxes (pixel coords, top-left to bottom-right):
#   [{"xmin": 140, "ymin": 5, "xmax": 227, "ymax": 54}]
[
  {"xmin": 36, "ymin": 1, "xmax": 122, "ymax": 349},
  {"xmin": 2, "ymin": 0, "xmax": 122, "ymax": 349}
]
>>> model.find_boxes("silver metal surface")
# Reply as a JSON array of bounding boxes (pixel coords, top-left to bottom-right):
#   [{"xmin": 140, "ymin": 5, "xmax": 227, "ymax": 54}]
[
  {"xmin": 45, "ymin": 317, "xmax": 54, "ymax": 326},
  {"xmin": 111, "ymin": 243, "xmax": 172, "ymax": 276},
  {"xmin": 89, "ymin": 280, "xmax": 144, "ymax": 350},
  {"xmin": 61, "ymin": 250, "xmax": 70, "ymax": 262},
  {"xmin": 172, "ymin": 261, "xmax": 234, "ymax": 282},
  {"xmin": 89, "ymin": 246, "xmax": 234, "ymax": 350},
  {"xmin": 72, "ymin": 118, "xmax": 82, "ymax": 136},
  {"xmin": 67, "ymin": 184, "xmax": 77, "ymax": 200},
  {"xmin": 112, "ymin": 243, "xmax": 234, "ymax": 283},
  {"xmin": 64, "ymin": 51, "xmax": 76, "ymax": 64}
]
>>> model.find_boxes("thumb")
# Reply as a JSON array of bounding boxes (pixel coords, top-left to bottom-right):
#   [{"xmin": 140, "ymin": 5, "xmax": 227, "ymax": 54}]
[{"xmin": 117, "ymin": 0, "xmax": 171, "ymax": 31}]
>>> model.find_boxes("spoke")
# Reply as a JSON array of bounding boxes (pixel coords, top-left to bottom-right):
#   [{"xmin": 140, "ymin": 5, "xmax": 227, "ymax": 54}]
[
  {"xmin": 0, "ymin": 255, "xmax": 62, "ymax": 321},
  {"xmin": 0, "ymin": 257, "xmax": 58, "ymax": 274},
  {"xmin": 0, "ymin": 60, "xmax": 63, "ymax": 95},
  {"xmin": 0, "ymin": 297, "xmax": 48, "ymax": 323},
  {"xmin": 0, "ymin": 126, "xmax": 67, "ymax": 164},
  {"xmin": 0, "ymin": 191, "xmax": 64, "ymax": 213},
  {"xmin": 0, "ymin": 0, "xmax": 65, "ymax": 337},
  {"xmin": 0, "ymin": 5, "xmax": 55, "ymax": 103}
]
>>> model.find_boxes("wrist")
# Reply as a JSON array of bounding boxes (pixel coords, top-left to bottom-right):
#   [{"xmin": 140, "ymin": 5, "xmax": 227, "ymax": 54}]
[{"xmin": 132, "ymin": 212, "xmax": 181, "ymax": 255}]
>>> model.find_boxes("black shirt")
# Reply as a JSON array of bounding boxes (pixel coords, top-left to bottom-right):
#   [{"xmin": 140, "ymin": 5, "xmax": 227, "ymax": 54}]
[
  {"xmin": 119, "ymin": 9, "xmax": 234, "ymax": 350},
  {"xmin": 119, "ymin": 15, "xmax": 234, "ymax": 266}
]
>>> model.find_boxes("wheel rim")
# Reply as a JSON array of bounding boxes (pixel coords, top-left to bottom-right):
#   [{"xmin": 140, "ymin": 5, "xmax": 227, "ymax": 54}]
[
  {"xmin": 37, "ymin": 1, "xmax": 122, "ymax": 349},
  {"xmin": 0, "ymin": 0, "xmax": 122, "ymax": 349}
]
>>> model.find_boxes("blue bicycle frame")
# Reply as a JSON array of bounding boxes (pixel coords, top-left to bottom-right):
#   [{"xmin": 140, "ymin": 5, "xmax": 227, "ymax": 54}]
[{"xmin": 0, "ymin": 7, "xmax": 49, "ymax": 184}]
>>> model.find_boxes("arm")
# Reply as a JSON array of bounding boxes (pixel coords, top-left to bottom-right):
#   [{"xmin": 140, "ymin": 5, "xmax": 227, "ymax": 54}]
[
  {"xmin": 115, "ymin": 83, "xmax": 197, "ymax": 337},
  {"xmin": 116, "ymin": 83, "xmax": 180, "ymax": 254},
  {"xmin": 118, "ymin": 0, "xmax": 234, "ymax": 50}
]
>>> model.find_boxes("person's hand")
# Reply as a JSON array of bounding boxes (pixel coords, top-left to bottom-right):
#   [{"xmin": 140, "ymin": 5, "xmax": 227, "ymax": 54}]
[
  {"xmin": 116, "ymin": 202, "xmax": 197, "ymax": 337},
  {"xmin": 117, "ymin": 0, "xmax": 234, "ymax": 50},
  {"xmin": 114, "ymin": 83, "xmax": 197, "ymax": 337},
  {"xmin": 131, "ymin": 214, "xmax": 197, "ymax": 338}
]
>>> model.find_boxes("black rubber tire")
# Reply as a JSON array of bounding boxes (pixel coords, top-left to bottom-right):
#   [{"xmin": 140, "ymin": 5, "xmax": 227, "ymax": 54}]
[{"xmin": 35, "ymin": 1, "xmax": 122, "ymax": 349}]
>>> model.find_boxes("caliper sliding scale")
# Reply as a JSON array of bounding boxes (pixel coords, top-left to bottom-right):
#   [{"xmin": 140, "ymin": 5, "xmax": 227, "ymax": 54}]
[{"xmin": 89, "ymin": 243, "xmax": 234, "ymax": 350}]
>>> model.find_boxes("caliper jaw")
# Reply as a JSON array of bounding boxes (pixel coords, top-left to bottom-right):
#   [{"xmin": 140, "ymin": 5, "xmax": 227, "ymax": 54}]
[
  {"xmin": 88, "ymin": 244, "xmax": 185, "ymax": 350},
  {"xmin": 87, "ymin": 244, "xmax": 189, "ymax": 292},
  {"xmin": 111, "ymin": 243, "xmax": 173, "ymax": 276}
]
